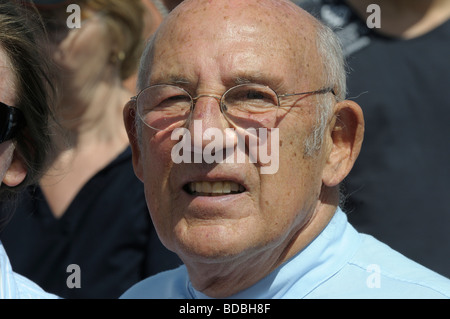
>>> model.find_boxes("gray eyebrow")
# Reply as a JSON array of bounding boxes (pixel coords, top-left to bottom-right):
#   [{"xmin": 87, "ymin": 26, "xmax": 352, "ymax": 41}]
[
  {"xmin": 231, "ymin": 73, "xmax": 286, "ymax": 91},
  {"xmin": 167, "ymin": 77, "xmax": 191, "ymax": 86},
  {"xmin": 149, "ymin": 74, "xmax": 192, "ymax": 86},
  {"xmin": 149, "ymin": 73, "xmax": 287, "ymax": 92}
]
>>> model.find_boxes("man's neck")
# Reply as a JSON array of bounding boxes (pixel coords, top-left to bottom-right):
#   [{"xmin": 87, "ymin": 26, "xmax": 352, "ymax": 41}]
[
  {"xmin": 185, "ymin": 195, "xmax": 338, "ymax": 298},
  {"xmin": 346, "ymin": 0, "xmax": 450, "ymax": 39}
]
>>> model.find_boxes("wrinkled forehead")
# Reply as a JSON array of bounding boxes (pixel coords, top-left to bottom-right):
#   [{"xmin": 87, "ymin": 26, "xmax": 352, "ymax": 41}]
[
  {"xmin": 166, "ymin": 0, "xmax": 314, "ymax": 39},
  {"xmin": 153, "ymin": 2, "xmax": 319, "ymax": 66}
]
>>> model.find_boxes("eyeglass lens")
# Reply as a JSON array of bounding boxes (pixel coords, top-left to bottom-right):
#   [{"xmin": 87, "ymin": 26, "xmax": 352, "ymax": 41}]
[{"xmin": 136, "ymin": 84, "xmax": 280, "ymax": 131}]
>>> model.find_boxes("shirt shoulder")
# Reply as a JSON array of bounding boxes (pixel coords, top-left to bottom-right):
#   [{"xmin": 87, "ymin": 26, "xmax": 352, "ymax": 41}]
[
  {"xmin": 1, "ymin": 242, "xmax": 58, "ymax": 299},
  {"xmin": 306, "ymin": 233, "xmax": 450, "ymax": 298},
  {"xmin": 13, "ymin": 273, "xmax": 59, "ymax": 299},
  {"xmin": 120, "ymin": 265, "xmax": 190, "ymax": 299}
]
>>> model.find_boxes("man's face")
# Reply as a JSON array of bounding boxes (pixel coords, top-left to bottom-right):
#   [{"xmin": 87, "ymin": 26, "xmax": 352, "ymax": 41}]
[{"xmin": 134, "ymin": 1, "xmax": 332, "ymax": 264}]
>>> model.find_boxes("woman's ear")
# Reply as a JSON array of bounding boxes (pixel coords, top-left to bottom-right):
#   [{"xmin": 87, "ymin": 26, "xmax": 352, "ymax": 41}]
[
  {"xmin": 3, "ymin": 149, "xmax": 27, "ymax": 187},
  {"xmin": 322, "ymin": 99, "xmax": 365, "ymax": 187}
]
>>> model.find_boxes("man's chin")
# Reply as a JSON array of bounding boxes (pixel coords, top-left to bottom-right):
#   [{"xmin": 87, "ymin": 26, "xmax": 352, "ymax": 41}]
[{"xmin": 173, "ymin": 225, "xmax": 257, "ymax": 264}]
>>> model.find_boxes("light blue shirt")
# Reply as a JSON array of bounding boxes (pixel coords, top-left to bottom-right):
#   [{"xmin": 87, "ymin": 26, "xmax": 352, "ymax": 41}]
[
  {"xmin": 0, "ymin": 241, "xmax": 59, "ymax": 299},
  {"xmin": 121, "ymin": 208, "xmax": 450, "ymax": 299}
]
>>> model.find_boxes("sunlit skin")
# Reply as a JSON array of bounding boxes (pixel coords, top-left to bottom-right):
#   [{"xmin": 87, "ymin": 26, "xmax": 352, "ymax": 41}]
[{"xmin": 124, "ymin": 0, "xmax": 364, "ymax": 297}]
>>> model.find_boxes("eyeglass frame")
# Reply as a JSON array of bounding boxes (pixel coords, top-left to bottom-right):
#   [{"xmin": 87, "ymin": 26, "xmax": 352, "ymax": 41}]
[
  {"xmin": 0, "ymin": 102, "xmax": 25, "ymax": 143},
  {"xmin": 130, "ymin": 83, "xmax": 336, "ymax": 130}
]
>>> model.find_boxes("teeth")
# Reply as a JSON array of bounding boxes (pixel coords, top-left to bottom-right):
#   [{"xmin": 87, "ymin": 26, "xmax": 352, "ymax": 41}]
[
  {"xmin": 188, "ymin": 181, "xmax": 244, "ymax": 195},
  {"xmin": 222, "ymin": 181, "xmax": 231, "ymax": 193},
  {"xmin": 202, "ymin": 181, "xmax": 211, "ymax": 193}
]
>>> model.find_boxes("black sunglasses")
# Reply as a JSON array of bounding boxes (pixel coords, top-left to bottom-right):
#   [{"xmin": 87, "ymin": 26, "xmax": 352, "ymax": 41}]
[{"xmin": 0, "ymin": 102, "xmax": 25, "ymax": 143}]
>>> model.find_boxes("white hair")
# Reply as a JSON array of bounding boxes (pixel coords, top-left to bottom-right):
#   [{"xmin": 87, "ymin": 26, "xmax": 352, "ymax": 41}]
[
  {"xmin": 304, "ymin": 21, "xmax": 347, "ymax": 156},
  {"xmin": 134, "ymin": 34, "xmax": 157, "ymax": 140}
]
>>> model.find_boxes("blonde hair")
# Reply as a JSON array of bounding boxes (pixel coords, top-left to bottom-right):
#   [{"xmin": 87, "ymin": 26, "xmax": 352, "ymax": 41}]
[{"xmin": 81, "ymin": 0, "xmax": 145, "ymax": 80}]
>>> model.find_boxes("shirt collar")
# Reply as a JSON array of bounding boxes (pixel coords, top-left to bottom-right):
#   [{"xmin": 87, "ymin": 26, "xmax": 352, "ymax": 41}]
[{"xmin": 0, "ymin": 241, "xmax": 19, "ymax": 298}]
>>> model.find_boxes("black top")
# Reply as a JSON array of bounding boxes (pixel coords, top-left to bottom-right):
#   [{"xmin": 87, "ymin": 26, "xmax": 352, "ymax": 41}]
[
  {"xmin": 0, "ymin": 147, "xmax": 181, "ymax": 298},
  {"xmin": 298, "ymin": 0, "xmax": 450, "ymax": 278}
]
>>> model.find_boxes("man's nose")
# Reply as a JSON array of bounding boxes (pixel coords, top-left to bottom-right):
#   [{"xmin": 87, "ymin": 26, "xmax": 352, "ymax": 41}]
[{"xmin": 187, "ymin": 95, "xmax": 237, "ymax": 155}]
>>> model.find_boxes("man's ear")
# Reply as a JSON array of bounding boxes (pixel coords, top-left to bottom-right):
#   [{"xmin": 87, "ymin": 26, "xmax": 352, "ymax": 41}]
[
  {"xmin": 322, "ymin": 100, "xmax": 364, "ymax": 187},
  {"xmin": 123, "ymin": 100, "xmax": 144, "ymax": 182},
  {"xmin": 3, "ymin": 149, "xmax": 27, "ymax": 187}
]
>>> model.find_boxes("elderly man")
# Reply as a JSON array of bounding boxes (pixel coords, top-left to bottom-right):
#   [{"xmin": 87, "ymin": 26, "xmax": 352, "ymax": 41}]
[{"xmin": 121, "ymin": 0, "xmax": 450, "ymax": 298}]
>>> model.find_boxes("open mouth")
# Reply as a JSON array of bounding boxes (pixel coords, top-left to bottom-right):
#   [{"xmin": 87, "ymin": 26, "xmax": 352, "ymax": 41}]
[{"xmin": 183, "ymin": 181, "xmax": 246, "ymax": 196}]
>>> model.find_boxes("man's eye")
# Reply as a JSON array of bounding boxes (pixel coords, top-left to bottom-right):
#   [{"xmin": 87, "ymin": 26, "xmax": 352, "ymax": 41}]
[
  {"xmin": 167, "ymin": 95, "xmax": 190, "ymax": 101},
  {"xmin": 246, "ymin": 91, "xmax": 266, "ymax": 100},
  {"xmin": 154, "ymin": 95, "xmax": 191, "ymax": 110}
]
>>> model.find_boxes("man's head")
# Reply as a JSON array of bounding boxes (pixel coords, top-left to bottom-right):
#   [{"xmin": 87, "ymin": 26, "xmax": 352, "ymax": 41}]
[{"xmin": 124, "ymin": 0, "xmax": 364, "ymax": 296}]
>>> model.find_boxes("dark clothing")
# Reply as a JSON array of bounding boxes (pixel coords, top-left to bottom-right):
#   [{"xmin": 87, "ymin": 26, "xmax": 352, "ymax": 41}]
[
  {"xmin": 0, "ymin": 147, "xmax": 181, "ymax": 298},
  {"xmin": 297, "ymin": 0, "xmax": 450, "ymax": 278}
]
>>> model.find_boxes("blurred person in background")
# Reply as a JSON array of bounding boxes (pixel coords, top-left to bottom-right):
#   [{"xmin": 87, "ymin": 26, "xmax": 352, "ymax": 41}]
[
  {"xmin": 295, "ymin": 0, "xmax": 450, "ymax": 278},
  {"xmin": 0, "ymin": 0, "xmax": 58, "ymax": 299},
  {"xmin": 123, "ymin": 0, "xmax": 165, "ymax": 94},
  {"xmin": 0, "ymin": 0, "xmax": 181, "ymax": 299}
]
